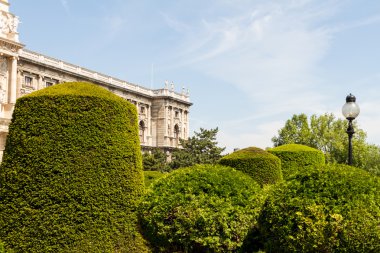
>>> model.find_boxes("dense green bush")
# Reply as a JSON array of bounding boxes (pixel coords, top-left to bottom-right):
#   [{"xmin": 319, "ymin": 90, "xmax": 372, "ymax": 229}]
[
  {"xmin": 259, "ymin": 164, "xmax": 380, "ymax": 252},
  {"xmin": 268, "ymin": 144, "xmax": 325, "ymax": 179},
  {"xmin": 219, "ymin": 147, "xmax": 282, "ymax": 186},
  {"xmin": 144, "ymin": 170, "xmax": 166, "ymax": 187},
  {"xmin": 142, "ymin": 148, "xmax": 170, "ymax": 172},
  {"xmin": 0, "ymin": 82, "xmax": 148, "ymax": 252},
  {"xmin": 139, "ymin": 164, "xmax": 265, "ymax": 252}
]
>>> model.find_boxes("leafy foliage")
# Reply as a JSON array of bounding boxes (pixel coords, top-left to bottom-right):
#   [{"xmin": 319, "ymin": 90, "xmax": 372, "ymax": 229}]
[
  {"xmin": 268, "ymin": 144, "xmax": 325, "ymax": 179},
  {"xmin": 142, "ymin": 148, "xmax": 169, "ymax": 172},
  {"xmin": 0, "ymin": 82, "xmax": 148, "ymax": 252},
  {"xmin": 363, "ymin": 144, "xmax": 380, "ymax": 176},
  {"xmin": 143, "ymin": 170, "xmax": 166, "ymax": 187},
  {"xmin": 272, "ymin": 114, "xmax": 312, "ymax": 145},
  {"xmin": 170, "ymin": 127, "xmax": 225, "ymax": 169},
  {"xmin": 219, "ymin": 147, "xmax": 282, "ymax": 186},
  {"xmin": 139, "ymin": 164, "xmax": 265, "ymax": 252},
  {"xmin": 259, "ymin": 164, "xmax": 380, "ymax": 252},
  {"xmin": 0, "ymin": 241, "xmax": 4, "ymax": 253},
  {"xmin": 272, "ymin": 113, "xmax": 380, "ymax": 174}
]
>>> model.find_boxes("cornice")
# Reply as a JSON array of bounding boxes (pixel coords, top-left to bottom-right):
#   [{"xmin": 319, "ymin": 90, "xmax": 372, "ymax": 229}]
[{"xmin": 0, "ymin": 37, "xmax": 24, "ymax": 55}]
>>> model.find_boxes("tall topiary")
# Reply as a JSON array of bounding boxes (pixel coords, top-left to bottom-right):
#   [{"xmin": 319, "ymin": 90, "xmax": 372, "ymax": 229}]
[
  {"xmin": 219, "ymin": 147, "xmax": 282, "ymax": 186},
  {"xmin": 259, "ymin": 164, "xmax": 380, "ymax": 252},
  {"xmin": 0, "ymin": 82, "xmax": 148, "ymax": 252},
  {"xmin": 139, "ymin": 164, "xmax": 265, "ymax": 252},
  {"xmin": 268, "ymin": 144, "xmax": 325, "ymax": 179}
]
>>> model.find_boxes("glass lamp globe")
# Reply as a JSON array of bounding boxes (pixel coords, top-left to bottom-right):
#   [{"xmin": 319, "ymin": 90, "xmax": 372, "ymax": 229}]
[{"xmin": 342, "ymin": 94, "xmax": 360, "ymax": 120}]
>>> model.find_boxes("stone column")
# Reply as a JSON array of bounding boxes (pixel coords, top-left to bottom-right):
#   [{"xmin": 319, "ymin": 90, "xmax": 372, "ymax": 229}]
[
  {"xmin": 171, "ymin": 107, "xmax": 174, "ymax": 136},
  {"xmin": 147, "ymin": 105, "xmax": 151, "ymax": 146},
  {"xmin": 163, "ymin": 106, "xmax": 168, "ymax": 146},
  {"xmin": 3, "ymin": 56, "xmax": 17, "ymax": 118},
  {"xmin": 164, "ymin": 106, "xmax": 168, "ymax": 135},
  {"xmin": 37, "ymin": 75, "xmax": 43, "ymax": 90},
  {"xmin": 16, "ymin": 69, "xmax": 22, "ymax": 98},
  {"xmin": 180, "ymin": 109, "xmax": 184, "ymax": 139},
  {"xmin": 8, "ymin": 56, "xmax": 17, "ymax": 104},
  {"xmin": 185, "ymin": 111, "xmax": 189, "ymax": 139},
  {"xmin": 171, "ymin": 107, "xmax": 175, "ymax": 147}
]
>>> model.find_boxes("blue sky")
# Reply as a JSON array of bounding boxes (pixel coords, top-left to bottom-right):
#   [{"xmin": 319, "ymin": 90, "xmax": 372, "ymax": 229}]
[{"xmin": 11, "ymin": 0, "xmax": 380, "ymax": 152}]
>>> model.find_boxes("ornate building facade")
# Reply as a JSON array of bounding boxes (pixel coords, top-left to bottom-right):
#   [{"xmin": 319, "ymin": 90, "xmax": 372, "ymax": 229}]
[{"xmin": 0, "ymin": 0, "xmax": 192, "ymax": 160}]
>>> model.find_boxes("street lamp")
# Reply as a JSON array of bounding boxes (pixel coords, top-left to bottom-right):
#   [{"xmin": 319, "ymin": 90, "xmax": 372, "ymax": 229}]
[{"xmin": 342, "ymin": 93, "xmax": 360, "ymax": 165}]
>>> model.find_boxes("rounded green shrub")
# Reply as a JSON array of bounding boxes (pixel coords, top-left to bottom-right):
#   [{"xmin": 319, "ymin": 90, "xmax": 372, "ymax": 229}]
[
  {"xmin": 219, "ymin": 147, "xmax": 282, "ymax": 186},
  {"xmin": 139, "ymin": 164, "xmax": 265, "ymax": 252},
  {"xmin": 0, "ymin": 82, "xmax": 148, "ymax": 252},
  {"xmin": 259, "ymin": 164, "xmax": 380, "ymax": 252},
  {"xmin": 268, "ymin": 144, "xmax": 325, "ymax": 179}
]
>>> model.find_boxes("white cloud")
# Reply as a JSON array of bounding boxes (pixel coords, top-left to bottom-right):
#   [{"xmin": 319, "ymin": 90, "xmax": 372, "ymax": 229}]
[
  {"xmin": 160, "ymin": 12, "xmax": 191, "ymax": 33},
  {"xmin": 328, "ymin": 14, "xmax": 380, "ymax": 34},
  {"xmin": 102, "ymin": 16, "xmax": 127, "ymax": 39},
  {"xmin": 60, "ymin": 0, "xmax": 70, "ymax": 14},
  {"xmin": 162, "ymin": 1, "xmax": 337, "ymax": 149},
  {"xmin": 164, "ymin": 1, "xmax": 334, "ymax": 115},
  {"xmin": 218, "ymin": 120, "xmax": 285, "ymax": 153}
]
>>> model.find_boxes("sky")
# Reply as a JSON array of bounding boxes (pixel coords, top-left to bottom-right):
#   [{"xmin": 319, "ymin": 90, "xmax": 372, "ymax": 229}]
[{"xmin": 11, "ymin": 0, "xmax": 380, "ymax": 153}]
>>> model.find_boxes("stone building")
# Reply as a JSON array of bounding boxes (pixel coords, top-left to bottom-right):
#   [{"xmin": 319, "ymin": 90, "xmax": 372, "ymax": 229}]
[{"xmin": 0, "ymin": 0, "xmax": 192, "ymax": 160}]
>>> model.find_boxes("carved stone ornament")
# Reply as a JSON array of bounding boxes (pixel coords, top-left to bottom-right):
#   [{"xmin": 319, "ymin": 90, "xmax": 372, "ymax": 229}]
[{"xmin": 0, "ymin": 12, "xmax": 18, "ymax": 34}]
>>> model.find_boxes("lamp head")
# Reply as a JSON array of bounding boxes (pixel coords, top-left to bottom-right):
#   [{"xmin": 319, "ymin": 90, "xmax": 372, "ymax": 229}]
[
  {"xmin": 346, "ymin": 93, "xmax": 356, "ymax": 103},
  {"xmin": 342, "ymin": 93, "xmax": 360, "ymax": 120}
]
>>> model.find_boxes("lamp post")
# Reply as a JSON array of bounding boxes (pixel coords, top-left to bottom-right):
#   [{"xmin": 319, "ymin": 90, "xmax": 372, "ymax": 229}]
[{"xmin": 342, "ymin": 93, "xmax": 360, "ymax": 165}]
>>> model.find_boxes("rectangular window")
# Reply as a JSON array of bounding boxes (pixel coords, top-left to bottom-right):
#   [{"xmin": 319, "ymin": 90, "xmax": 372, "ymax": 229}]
[
  {"xmin": 46, "ymin": 82, "xmax": 53, "ymax": 87},
  {"xmin": 24, "ymin": 76, "xmax": 33, "ymax": 87}
]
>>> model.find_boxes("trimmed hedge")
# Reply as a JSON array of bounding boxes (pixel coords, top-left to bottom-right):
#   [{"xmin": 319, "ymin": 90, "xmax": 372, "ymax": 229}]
[
  {"xmin": 0, "ymin": 241, "xmax": 4, "ymax": 253},
  {"xmin": 219, "ymin": 147, "xmax": 282, "ymax": 186},
  {"xmin": 139, "ymin": 164, "xmax": 265, "ymax": 252},
  {"xmin": 144, "ymin": 170, "xmax": 166, "ymax": 187},
  {"xmin": 268, "ymin": 144, "xmax": 325, "ymax": 179},
  {"xmin": 259, "ymin": 164, "xmax": 380, "ymax": 252},
  {"xmin": 0, "ymin": 82, "xmax": 148, "ymax": 252}
]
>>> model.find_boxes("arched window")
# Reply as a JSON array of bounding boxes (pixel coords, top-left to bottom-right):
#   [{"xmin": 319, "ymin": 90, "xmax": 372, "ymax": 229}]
[
  {"xmin": 174, "ymin": 124, "xmax": 180, "ymax": 146},
  {"xmin": 139, "ymin": 121, "xmax": 145, "ymax": 143}
]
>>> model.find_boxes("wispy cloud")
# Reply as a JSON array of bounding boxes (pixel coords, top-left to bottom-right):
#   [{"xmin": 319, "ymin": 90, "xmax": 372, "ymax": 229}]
[
  {"xmin": 168, "ymin": 1, "xmax": 333, "ymax": 117},
  {"xmin": 218, "ymin": 120, "xmax": 285, "ymax": 152},
  {"xmin": 328, "ymin": 14, "xmax": 380, "ymax": 34},
  {"xmin": 60, "ymin": 0, "xmax": 70, "ymax": 15},
  {"xmin": 160, "ymin": 12, "xmax": 191, "ymax": 33},
  {"xmin": 159, "ymin": 0, "xmax": 350, "ymax": 148},
  {"xmin": 102, "ymin": 15, "xmax": 127, "ymax": 40}
]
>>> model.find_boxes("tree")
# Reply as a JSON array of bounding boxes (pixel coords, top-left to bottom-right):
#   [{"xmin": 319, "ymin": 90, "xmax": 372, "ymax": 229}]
[
  {"xmin": 357, "ymin": 143, "xmax": 380, "ymax": 176},
  {"xmin": 169, "ymin": 127, "xmax": 226, "ymax": 169},
  {"xmin": 142, "ymin": 148, "xmax": 170, "ymax": 172},
  {"xmin": 272, "ymin": 113, "xmax": 380, "ymax": 174},
  {"xmin": 272, "ymin": 114, "xmax": 311, "ymax": 146}
]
